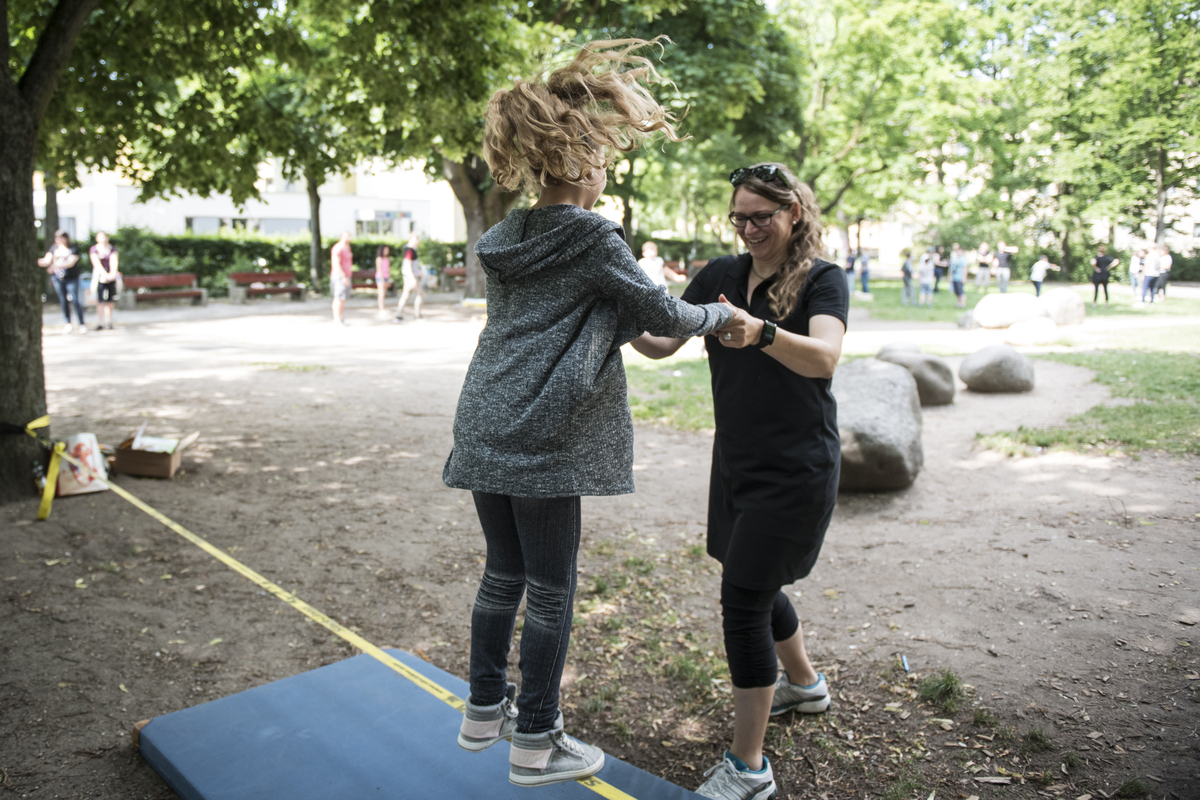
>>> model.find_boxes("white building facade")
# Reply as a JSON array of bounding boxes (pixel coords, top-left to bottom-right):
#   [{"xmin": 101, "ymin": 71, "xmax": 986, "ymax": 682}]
[{"xmin": 34, "ymin": 159, "xmax": 467, "ymax": 243}]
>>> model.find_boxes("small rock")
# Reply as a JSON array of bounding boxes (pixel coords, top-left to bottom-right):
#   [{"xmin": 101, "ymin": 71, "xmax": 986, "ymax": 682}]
[
  {"xmin": 1038, "ymin": 287, "xmax": 1086, "ymax": 325},
  {"xmin": 876, "ymin": 350, "xmax": 956, "ymax": 406},
  {"xmin": 832, "ymin": 359, "xmax": 924, "ymax": 491},
  {"xmin": 957, "ymin": 310, "xmax": 978, "ymax": 329},
  {"xmin": 959, "ymin": 344, "xmax": 1035, "ymax": 393},
  {"xmin": 1004, "ymin": 316, "xmax": 1059, "ymax": 346},
  {"xmin": 973, "ymin": 293, "xmax": 1048, "ymax": 328}
]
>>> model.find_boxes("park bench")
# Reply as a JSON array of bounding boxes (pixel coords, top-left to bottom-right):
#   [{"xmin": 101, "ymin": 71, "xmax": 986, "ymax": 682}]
[
  {"xmin": 117, "ymin": 274, "xmax": 208, "ymax": 311},
  {"xmin": 350, "ymin": 270, "xmax": 395, "ymax": 296},
  {"xmin": 440, "ymin": 266, "xmax": 466, "ymax": 292},
  {"xmin": 228, "ymin": 272, "xmax": 306, "ymax": 303}
]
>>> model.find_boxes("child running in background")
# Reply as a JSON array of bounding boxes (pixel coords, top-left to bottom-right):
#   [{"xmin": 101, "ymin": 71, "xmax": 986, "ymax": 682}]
[
  {"xmin": 374, "ymin": 245, "xmax": 391, "ymax": 317},
  {"xmin": 1030, "ymin": 254, "xmax": 1060, "ymax": 296},
  {"xmin": 442, "ymin": 38, "xmax": 746, "ymax": 788}
]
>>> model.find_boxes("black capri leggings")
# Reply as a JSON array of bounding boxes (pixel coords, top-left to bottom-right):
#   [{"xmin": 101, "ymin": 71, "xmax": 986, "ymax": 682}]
[{"xmin": 721, "ymin": 579, "xmax": 800, "ymax": 689}]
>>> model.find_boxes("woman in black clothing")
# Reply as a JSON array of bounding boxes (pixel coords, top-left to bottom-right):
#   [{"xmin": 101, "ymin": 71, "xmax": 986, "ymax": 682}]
[
  {"xmin": 633, "ymin": 162, "xmax": 848, "ymax": 800},
  {"xmin": 1091, "ymin": 245, "xmax": 1118, "ymax": 305}
]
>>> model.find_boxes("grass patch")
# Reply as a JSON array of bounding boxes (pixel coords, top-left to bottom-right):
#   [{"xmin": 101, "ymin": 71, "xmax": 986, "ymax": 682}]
[
  {"xmin": 882, "ymin": 771, "xmax": 927, "ymax": 800},
  {"xmin": 624, "ymin": 359, "xmax": 713, "ymax": 431},
  {"xmin": 853, "ymin": 280, "xmax": 1200, "ymax": 324},
  {"xmin": 980, "ymin": 351, "xmax": 1200, "ymax": 456},
  {"xmin": 972, "ymin": 709, "xmax": 998, "ymax": 727},
  {"xmin": 918, "ymin": 669, "xmax": 965, "ymax": 712},
  {"xmin": 1115, "ymin": 778, "xmax": 1149, "ymax": 798},
  {"xmin": 1021, "ymin": 727, "xmax": 1054, "ymax": 753},
  {"xmin": 663, "ymin": 651, "xmax": 728, "ymax": 699},
  {"xmin": 1063, "ymin": 751, "xmax": 1082, "ymax": 771}
]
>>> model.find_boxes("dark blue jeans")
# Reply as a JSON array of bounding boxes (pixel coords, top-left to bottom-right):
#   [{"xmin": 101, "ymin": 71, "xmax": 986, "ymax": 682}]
[
  {"xmin": 51, "ymin": 273, "xmax": 85, "ymax": 324},
  {"xmin": 469, "ymin": 492, "xmax": 580, "ymax": 734}
]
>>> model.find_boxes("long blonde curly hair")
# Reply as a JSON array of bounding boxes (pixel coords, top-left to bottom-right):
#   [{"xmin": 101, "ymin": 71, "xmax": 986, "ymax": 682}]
[
  {"xmin": 732, "ymin": 162, "xmax": 826, "ymax": 320},
  {"xmin": 483, "ymin": 38, "xmax": 686, "ymax": 191}
]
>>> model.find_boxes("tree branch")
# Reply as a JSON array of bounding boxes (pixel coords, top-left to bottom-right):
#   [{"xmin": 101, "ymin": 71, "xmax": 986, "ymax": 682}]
[
  {"xmin": 17, "ymin": 0, "xmax": 101, "ymax": 123},
  {"xmin": 820, "ymin": 163, "xmax": 888, "ymax": 216}
]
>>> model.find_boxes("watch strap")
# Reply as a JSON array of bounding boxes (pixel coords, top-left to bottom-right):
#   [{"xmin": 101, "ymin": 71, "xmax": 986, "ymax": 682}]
[{"xmin": 754, "ymin": 319, "xmax": 777, "ymax": 349}]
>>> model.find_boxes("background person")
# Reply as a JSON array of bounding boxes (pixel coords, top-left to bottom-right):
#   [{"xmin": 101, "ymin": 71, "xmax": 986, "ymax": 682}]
[
  {"xmin": 994, "ymin": 241, "xmax": 1018, "ymax": 293},
  {"xmin": 857, "ymin": 248, "xmax": 870, "ymax": 294},
  {"xmin": 395, "ymin": 233, "xmax": 423, "ymax": 321},
  {"xmin": 932, "ymin": 244, "xmax": 948, "ymax": 294},
  {"xmin": 374, "ymin": 245, "xmax": 392, "ymax": 317},
  {"xmin": 900, "ymin": 249, "xmax": 914, "ymax": 307},
  {"xmin": 1129, "ymin": 249, "xmax": 1145, "ymax": 293},
  {"xmin": 637, "ymin": 240, "xmax": 685, "ymax": 286},
  {"xmin": 974, "ymin": 242, "xmax": 993, "ymax": 293},
  {"xmin": 1139, "ymin": 248, "xmax": 1160, "ymax": 305},
  {"xmin": 1155, "ymin": 244, "xmax": 1172, "ymax": 301},
  {"xmin": 442, "ymin": 39, "xmax": 741, "ymax": 790},
  {"xmin": 88, "ymin": 231, "xmax": 119, "ymax": 330},
  {"xmin": 38, "ymin": 229, "xmax": 85, "ymax": 333},
  {"xmin": 634, "ymin": 162, "xmax": 845, "ymax": 800},
  {"xmin": 948, "ymin": 243, "xmax": 968, "ymax": 308},
  {"xmin": 918, "ymin": 247, "xmax": 936, "ymax": 307},
  {"xmin": 330, "ymin": 231, "xmax": 353, "ymax": 325},
  {"xmin": 1090, "ymin": 244, "xmax": 1117, "ymax": 305},
  {"xmin": 1029, "ymin": 254, "xmax": 1060, "ymax": 296}
]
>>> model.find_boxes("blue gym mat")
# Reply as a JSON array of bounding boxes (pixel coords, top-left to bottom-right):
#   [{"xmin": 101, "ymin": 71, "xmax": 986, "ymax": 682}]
[{"xmin": 139, "ymin": 648, "xmax": 705, "ymax": 799}]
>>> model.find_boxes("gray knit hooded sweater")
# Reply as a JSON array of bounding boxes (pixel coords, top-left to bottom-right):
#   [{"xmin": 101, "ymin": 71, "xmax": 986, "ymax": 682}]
[{"xmin": 442, "ymin": 204, "xmax": 733, "ymax": 498}]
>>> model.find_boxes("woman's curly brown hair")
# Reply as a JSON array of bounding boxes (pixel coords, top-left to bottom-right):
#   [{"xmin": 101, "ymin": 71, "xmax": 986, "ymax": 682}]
[
  {"xmin": 731, "ymin": 162, "xmax": 826, "ymax": 320},
  {"xmin": 483, "ymin": 38, "xmax": 686, "ymax": 191}
]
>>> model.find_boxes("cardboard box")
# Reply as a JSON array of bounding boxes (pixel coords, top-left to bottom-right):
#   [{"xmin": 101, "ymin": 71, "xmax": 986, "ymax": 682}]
[
  {"xmin": 57, "ymin": 433, "xmax": 109, "ymax": 496},
  {"xmin": 114, "ymin": 431, "xmax": 199, "ymax": 479}
]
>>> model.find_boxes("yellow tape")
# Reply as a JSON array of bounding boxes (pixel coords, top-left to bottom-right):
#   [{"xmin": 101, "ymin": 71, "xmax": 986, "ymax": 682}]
[{"xmin": 35, "ymin": 440, "xmax": 636, "ymax": 799}]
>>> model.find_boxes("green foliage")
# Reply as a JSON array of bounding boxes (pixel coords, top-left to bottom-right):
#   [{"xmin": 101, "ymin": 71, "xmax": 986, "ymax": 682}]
[
  {"xmin": 1115, "ymin": 778, "xmax": 1149, "ymax": 798},
  {"xmin": 982, "ymin": 352, "xmax": 1200, "ymax": 456}
]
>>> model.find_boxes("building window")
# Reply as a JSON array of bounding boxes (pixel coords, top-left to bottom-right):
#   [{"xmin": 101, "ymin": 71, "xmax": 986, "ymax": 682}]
[{"xmin": 356, "ymin": 211, "xmax": 412, "ymax": 237}]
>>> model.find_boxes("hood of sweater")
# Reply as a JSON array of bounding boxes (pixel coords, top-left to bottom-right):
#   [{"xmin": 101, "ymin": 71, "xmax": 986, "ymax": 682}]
[{"xmin": 475, "ymin": 205, "xmax": 624, "ymax": 283}]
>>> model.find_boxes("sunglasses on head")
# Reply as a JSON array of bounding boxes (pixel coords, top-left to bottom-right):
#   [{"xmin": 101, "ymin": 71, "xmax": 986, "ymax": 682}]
[{"xmin": 729, "ymin": 165, "xmax": 792, "ymax": 189}]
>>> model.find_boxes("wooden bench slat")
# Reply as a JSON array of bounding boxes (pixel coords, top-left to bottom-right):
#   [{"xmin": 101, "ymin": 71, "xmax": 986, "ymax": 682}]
[{"xmin": 124, "ymin": 274, "xmax": 197, "ymax": 289}]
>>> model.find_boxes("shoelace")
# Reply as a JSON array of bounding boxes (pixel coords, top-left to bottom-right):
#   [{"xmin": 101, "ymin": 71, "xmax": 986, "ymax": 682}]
[
  {"xmin": 551, "ymin": 730, "xmax": 587, "ymax": 757},
  {"xmin": 699, "ymin": 762, "xmax": 741, "ymax": 799}
]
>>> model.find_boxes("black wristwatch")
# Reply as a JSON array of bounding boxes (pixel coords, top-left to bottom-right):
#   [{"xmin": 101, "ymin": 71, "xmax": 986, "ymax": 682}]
[{"xmin": 754, "ymin": 319, "xmax": 777, "ymax": 349}]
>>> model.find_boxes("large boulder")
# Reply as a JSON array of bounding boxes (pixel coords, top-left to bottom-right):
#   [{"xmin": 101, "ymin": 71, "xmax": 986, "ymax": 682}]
[
  {"xmin": 1004, "ymin": 316, "xmax": 1059, "ymax": 346},
  {"xmin": 832, "ymin": 359, "xmax": 923, "ymax": 491},
  {"xmin": 958, "ymin": 344, "xmax": 1035, "ymax": 393},
  {"xmin": 973, "ymin": 292, "xmax": 1048, "ymax": 328},
  {"xmin": 877, "ymin": 341, "xmax": 923, "ymax": 358},
  {"xmin": 1038, "ymin": 288, "xmax": 1086, "ymax": 325},
  {"xmin": 876, "ymin": 350, "xmax": 956, "ymax": 406}
]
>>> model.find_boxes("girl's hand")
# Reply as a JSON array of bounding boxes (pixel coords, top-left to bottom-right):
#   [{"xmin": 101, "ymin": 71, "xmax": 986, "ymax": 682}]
[{"xmin": 715, "ymin": 294, "xmax": 762, "ymax": 348}]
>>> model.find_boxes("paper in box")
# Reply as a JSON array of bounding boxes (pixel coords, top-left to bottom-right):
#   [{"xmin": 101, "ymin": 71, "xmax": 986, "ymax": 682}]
[{"xmin": 114, "ymin": 430, "xmax": 200, "ymax": 479}]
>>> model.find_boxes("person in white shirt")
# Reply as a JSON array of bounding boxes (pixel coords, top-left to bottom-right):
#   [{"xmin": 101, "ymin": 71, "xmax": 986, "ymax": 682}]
[
  {"xmin": 1139, "ymin": 248, "xmax": 1161, "ymax": 305},
  {"xmin": 637, "ymin": 241, "xmax": 684, "ymax": 287},
  {"xmin": 1029, "ymin": 254, "xmax": 1060, "ymax": 296},
  {"xmin": 1155, "ymin": 245, "xmax": 1172, "ymax": 301},
  {"xmin": 1129, "ymin": 249, "xmax": 1145, "ymax": 293},
  {"xmin": 918, "ymin": 248, "xmax": 936, "ymax": 307}
]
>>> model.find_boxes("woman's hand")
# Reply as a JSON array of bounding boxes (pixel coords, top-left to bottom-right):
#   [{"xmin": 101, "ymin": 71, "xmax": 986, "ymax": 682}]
[{"xmin": 715, "ymin": 294, "xmax": 762, "ymax": 348}]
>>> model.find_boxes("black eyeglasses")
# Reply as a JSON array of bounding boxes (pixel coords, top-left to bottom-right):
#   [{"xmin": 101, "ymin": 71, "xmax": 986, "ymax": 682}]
[
  {"xmin": 729, "ymin": 165, "xmax": 793, "ymax": 188},
  {"xmin": 728, "ymin": 204, "xmax": 790, "ymax": 230}
]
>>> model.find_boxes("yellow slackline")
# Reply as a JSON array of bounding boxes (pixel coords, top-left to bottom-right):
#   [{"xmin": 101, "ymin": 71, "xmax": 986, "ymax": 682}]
[{"xmin": 22, "ymin": 419, "xmax": 638, "ymax": 800}]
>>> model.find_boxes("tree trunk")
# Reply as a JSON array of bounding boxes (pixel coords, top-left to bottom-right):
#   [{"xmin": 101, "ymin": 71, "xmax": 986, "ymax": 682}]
[
  {"xmin": 1154, "ymin": 146, "xmax": 1167, "ymax": 244},
  {"xmin": 443, "ymin": 156, "xmax": 519, "ymax": 300},
  {"xmin": 0, "ymin": 92, "xmax": 49, "ymax": 502},
  {"xmin": 306, "ymin": 172, "xmax": 323, "ymax": 290},
  {"xmin": 43, "ymin": 177, "xmax": 59, "ymax": 252},
  {"xmin": 1059, "ymin": 225, "xmax": 1073, "ymax": 277}
]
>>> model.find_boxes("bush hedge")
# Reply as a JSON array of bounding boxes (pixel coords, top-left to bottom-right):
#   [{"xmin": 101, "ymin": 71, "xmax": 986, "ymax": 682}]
[{"xmin": 92, "ymin": 228, "xmax": 466, "ymax": 296}]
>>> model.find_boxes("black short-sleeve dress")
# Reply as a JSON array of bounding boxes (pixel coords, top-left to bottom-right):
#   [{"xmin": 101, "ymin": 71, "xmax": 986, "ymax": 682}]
[{"xmin": 681, "ymin": 254, "xmax": 849, "ymax": 591}]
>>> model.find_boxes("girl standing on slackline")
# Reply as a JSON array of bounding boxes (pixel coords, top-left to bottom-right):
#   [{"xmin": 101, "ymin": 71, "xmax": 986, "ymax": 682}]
[
  {"xmin": 442, "ymin": 38, "xmax": 747, "ymax": 788},
  {"xmin": 634, "ymin": 162, "xmax": 848, "ymax": 800}
]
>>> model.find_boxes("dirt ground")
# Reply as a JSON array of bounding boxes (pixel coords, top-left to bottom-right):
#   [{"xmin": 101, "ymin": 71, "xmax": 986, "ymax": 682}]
[{"xmin": 3, "ymin": 295, "xmax": 1197, "ymax": 799}]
